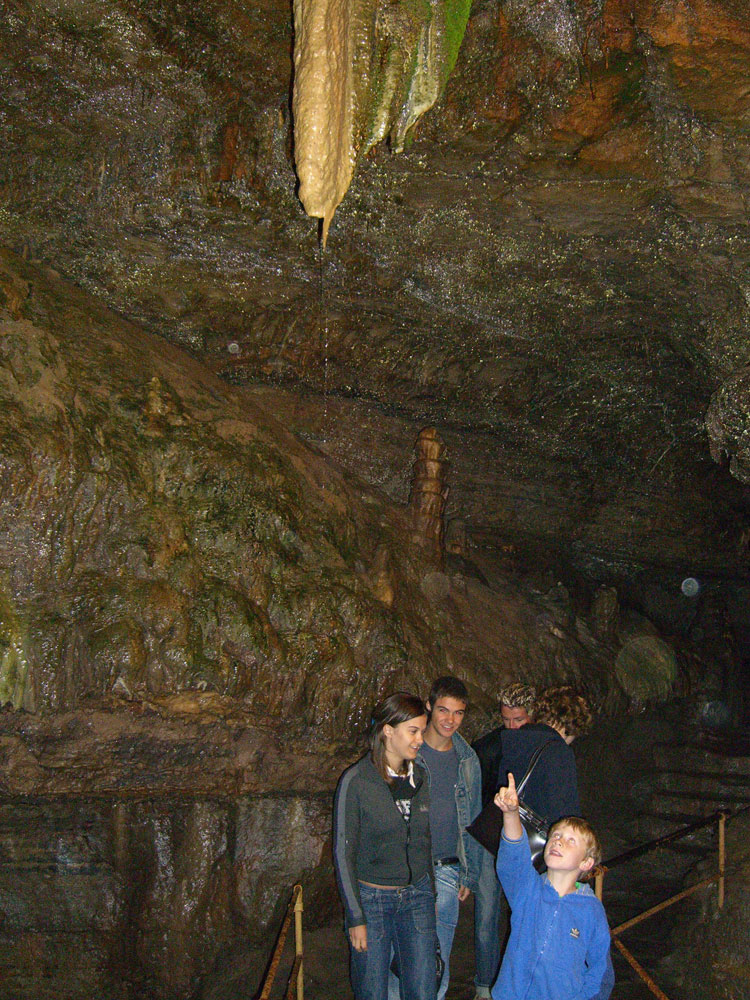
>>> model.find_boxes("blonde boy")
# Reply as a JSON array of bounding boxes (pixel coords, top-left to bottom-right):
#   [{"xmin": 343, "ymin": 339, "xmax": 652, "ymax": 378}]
[{"xmin": 492, "ymin": 774, "xmax": 614, "ymax": 1000}]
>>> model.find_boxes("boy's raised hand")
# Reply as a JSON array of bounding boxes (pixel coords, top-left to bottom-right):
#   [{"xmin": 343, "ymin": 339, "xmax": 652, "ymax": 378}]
[{"xmin": 494, "ymin": 772, "xmax": 519, "ymax": 812}]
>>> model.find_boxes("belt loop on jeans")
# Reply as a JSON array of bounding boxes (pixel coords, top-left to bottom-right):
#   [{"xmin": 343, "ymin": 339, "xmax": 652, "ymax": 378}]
[{"xmin": 435, "ymin": 856, "xmax": 460, "ymax": 867}]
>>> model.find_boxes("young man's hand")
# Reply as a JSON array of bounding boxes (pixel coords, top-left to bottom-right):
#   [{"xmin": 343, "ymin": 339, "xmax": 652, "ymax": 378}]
[{"xmin": 494, "ymin": 772, "xmax": 520, "ymax": 812}]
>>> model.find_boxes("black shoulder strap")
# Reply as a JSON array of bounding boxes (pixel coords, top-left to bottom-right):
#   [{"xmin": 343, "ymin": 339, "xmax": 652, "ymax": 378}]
[{"xmin": 516, "ymin": 738, "xmax": 557, "ymax": 796}]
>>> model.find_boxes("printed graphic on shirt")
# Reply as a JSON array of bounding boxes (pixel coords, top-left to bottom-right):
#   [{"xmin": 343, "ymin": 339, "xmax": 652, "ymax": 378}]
[
  {"xmin": 389, "ymin": 774, "xmax": 417, "ymax": 821},
  {"xmin": 570, "ymin": 928, "xmax": 580, "ymax": 938},
  {"xmin": 394, "ymin": 796, "xmax": 412, "ymax": 820}
]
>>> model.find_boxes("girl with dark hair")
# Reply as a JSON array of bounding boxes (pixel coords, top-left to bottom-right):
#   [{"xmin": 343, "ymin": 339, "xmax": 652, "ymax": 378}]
[{"xmin": 333, "ymin": 692, "xmax": 437, "ymax": 1000}]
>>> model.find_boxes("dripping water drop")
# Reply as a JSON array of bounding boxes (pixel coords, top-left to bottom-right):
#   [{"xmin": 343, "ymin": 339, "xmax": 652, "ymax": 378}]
[{"xmin": 318, "ymin": 236, "xmax": 330, "ymax": 443}]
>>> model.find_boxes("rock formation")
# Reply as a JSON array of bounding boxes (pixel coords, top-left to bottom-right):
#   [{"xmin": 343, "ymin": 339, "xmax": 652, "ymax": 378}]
[
  {"xmin": 0, "ymin": 0, "xmax": 749, "ymax": 994},
  {"xmin": 409, "ymin": 425, "xmax": 449, "ymax": 561},
  {"xmin": 292, "ymin": 0, "xmax": 471, "ymax": 240}
]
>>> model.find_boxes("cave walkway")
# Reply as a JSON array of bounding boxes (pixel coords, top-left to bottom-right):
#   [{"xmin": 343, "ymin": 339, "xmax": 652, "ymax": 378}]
[{"xmin": 301, "ymin": 730, "xmax": 750, "ymax": 1000}]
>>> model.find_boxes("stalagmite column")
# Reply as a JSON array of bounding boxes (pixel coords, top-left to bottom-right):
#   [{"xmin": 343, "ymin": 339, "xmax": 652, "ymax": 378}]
[{"xmin": 409, "ymin": 426, "xmax": 448, "ymax": 564}]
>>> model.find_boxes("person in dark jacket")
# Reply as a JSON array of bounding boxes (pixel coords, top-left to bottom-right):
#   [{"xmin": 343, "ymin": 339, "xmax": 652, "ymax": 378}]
[
  {"xmin": 495, "ymin": 685, "xmax": 592, "ymax": 823},
  {"xmin": 472, "ymin": 682, "xmax": 537, "ymax": 999},
  {"xmin": 474, "ymin": 683, "xmax": 537, "ymax": 809},
  {"xmin": 333, "ymin": 692, "xmax": 437, "ymax": 1000}
]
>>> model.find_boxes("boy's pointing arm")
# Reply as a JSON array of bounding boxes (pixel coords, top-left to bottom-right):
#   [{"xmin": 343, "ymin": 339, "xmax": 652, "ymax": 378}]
[{"xmin": 494, "ymin": 772, "xmax": 523, "ymax": 841}]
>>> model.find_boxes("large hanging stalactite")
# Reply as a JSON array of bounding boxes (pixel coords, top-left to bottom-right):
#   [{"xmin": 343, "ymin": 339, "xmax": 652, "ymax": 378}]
[{"xmin": 291, "ymin": 0, "xmax": 471, "ymax": 243}]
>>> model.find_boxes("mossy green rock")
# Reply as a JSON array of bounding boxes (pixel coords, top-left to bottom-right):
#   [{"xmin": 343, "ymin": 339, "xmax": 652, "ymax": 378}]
[
  {"xmin": 615, "ymin": 635, "xmax": 678, "ymax": 702},
  {"xmin": 0, "ymin": 249, "xmax": 413, "ymax": 729}
]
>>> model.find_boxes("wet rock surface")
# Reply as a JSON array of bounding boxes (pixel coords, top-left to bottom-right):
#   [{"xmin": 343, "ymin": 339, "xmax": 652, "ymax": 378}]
[
  {"xmin": 1, "ymin": 2, "xmax": 750, "ymax": 997},
  {"xmin": 0, "ymin": 246, "xmax": 423, "ymax": 729},
  {"xmin": 2, "ymin": 246, "xmax": 693, "ymax": 730},
  {"xmin": 0, "ymin": 0, "xmax": 748, "ymax": 589},
  {"xmin": 0, "ymin": 697, "xmax": 341, "ymax": 999}
]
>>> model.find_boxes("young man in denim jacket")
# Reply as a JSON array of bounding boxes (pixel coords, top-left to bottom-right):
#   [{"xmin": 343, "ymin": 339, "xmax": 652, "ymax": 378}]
[{"xmin": 390, "ymin": 676, "xmax": 482, "ymax": 1000}]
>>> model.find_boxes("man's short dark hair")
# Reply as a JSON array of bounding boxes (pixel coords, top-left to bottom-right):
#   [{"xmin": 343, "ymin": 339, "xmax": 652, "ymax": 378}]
[{"xmin": 428, "ymin": 675, "xmax": 469, "ymax": 707}]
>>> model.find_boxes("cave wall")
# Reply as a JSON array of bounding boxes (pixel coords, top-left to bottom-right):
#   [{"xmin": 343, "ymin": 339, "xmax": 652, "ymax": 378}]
[
  {"xmin": 2, "ymin": 247, "xmax": 698, "ymax": 730},
  {"xmin": 0, "ymin": 791, "xmax": 331, "ymax": 999},
  {"xmin": 1, "ymin": 0, "xmax": 747, "ymax": 592},
  {"xmin": 0, "ymin": 3, "xmax": 749, "ymax": 995}
]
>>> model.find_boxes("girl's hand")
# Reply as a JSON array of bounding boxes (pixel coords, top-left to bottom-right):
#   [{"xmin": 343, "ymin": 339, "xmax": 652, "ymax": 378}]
[
  {"xmin": 494, "ymin": 772, "xmax": 520, "ymax": 812},
  {"xmin": 349, "ymin": 924, "xmax": 367, "ymax": 951}
]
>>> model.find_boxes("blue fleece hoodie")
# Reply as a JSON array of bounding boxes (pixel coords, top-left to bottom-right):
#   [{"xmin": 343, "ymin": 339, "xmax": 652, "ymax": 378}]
[{"xmin": 492, "ymin": 829, "xmax": 614, "ymax": 1000}]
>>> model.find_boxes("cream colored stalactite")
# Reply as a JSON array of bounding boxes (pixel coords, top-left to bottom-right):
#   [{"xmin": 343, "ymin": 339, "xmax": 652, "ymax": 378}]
[
  {"xmin": 292, "ymin": 0, "xmax": 470, "ymax": 244},
  {"xmin": 390, "ymin": 14, "xmax": 442, "ymax": 153},
  {"xmin": 292, "ymin": 0, "xmax": 357, "ymax": 246}
]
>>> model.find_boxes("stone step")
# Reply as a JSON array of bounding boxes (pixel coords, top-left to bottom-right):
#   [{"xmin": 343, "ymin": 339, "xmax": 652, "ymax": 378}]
[
  {"xmin": 653, "ymin": 769, "xmax": 750, "ymax": 790},
  {"xmin": 652, "ymin": 741, "xmax": 750, "ymax": 775}
]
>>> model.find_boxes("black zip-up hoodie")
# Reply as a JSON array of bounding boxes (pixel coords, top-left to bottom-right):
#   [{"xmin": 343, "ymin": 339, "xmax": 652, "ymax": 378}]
[{"xmin": 333, "ymin": 754, "xmax": 433, "ymax": 928}]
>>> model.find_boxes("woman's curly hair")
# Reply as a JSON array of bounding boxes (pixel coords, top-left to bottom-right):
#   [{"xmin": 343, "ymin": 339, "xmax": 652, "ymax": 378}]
[{"xmin": 535, "ymin": 686, "xmax": 592, "ymax": 738}]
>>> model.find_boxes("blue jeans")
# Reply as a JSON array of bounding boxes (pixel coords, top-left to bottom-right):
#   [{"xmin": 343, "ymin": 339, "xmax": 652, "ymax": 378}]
[
  {"xmin": 352, "ymin": 876, "xmax": 437, "ymax": 1000},
  {"xmin": 473, "ymin": 849, "xmax": 505, "ymax": 995},
  {"xmin": 434, "ymin": 863, "xmax": 460, "ymax": 1000},
  {"xmin": 387, "ymin": 864, "xmax": 458, "ymax": 1000}
]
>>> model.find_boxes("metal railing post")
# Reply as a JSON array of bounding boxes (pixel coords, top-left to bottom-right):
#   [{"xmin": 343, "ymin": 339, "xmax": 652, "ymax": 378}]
[
  {"xmin": 613, "ymin": 939, "xmax": 672, "ymax": 1000},
  {"xmin": 718, "ymin": 812, "xmax": 726, "ymax": 909},
  {"xmin": 598, "ymin": 805, "xmax": 749, "ymax": 998},
  {"xmin": 260, "ymin": 884, "xmax": 304, "ymax": 1000},
  {"xmin": 294, "ymin": 883, "xmax": 304, "ymax": 1000}
]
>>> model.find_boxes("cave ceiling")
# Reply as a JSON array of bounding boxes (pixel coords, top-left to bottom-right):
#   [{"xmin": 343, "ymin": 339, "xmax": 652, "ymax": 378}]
[{"xmin": 2, "ymin": 0, "xmax": 750, "ymax": 590}]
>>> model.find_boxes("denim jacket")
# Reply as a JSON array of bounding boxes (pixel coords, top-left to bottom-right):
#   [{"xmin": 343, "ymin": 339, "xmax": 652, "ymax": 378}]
[{"xmin": 417, "ymin": 730, "xmax": 483, "ymax": 893}]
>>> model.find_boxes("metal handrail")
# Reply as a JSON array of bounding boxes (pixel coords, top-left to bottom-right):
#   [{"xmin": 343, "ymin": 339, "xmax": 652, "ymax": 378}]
[
  {"xmin": 592, "ymin": 806, "xmax": 750, "ymax": 1000},
  {"xmin": 599, "ymin": 808, "xmax": 725, "ymax": 871}
]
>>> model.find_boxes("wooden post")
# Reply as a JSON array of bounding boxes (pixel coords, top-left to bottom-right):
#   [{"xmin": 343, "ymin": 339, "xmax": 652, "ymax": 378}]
[
  {"xmin": 259, "ymin": 899, "xmax": 295, "ymax": 1000},
  {"xmin": 594, "ymin": 865, "xmax": 606, "ymax": 902},
  {"xmin": 718, "ymin": 813, "xmax": 726, "ymax": 910},
  {"xmin": 294, "ymin": 884, "xmax": 304, "ymax": 1000}
]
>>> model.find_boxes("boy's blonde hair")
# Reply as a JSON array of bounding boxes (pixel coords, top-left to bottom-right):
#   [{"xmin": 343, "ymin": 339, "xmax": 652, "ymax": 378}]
[{"xmin": 548, "ymin": 816, "xmax": 603, "ymax": 866}]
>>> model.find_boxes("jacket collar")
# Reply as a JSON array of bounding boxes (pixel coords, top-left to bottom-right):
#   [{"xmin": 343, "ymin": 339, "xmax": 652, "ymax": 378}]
[
  {"xmin": 362, "ymin": 753, "xmax": 425, "ymax": 790},
  {"xmin": 541, "ymin": 874, "xmax": 597, "ymax": 898},
  {"xmin": 417, "ymin": 728, "xmax": 473, "ymax": 763}
]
